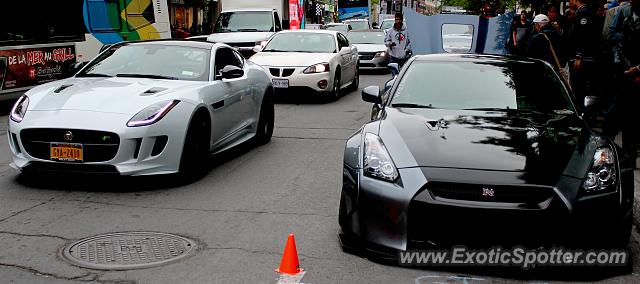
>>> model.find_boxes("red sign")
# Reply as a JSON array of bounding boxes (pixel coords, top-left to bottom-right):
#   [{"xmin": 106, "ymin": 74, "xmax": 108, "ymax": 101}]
[
  {"xmin": 289, "ymin": 0, "xmax": 300, "ymax": 30},
  {"xmin": 0, "ymin": 45, "xmax": 76, "ymax": 93}
]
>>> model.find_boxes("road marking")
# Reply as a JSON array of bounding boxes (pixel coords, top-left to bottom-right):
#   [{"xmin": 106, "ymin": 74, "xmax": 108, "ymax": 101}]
[{"xmin": 276, "ymin": 271, "xmax": 306, "ymax": 284}]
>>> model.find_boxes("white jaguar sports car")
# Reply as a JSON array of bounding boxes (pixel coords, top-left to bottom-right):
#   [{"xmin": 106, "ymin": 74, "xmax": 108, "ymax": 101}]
[{"xmin": 7, "ymin": 40, "xmax": 275, "ymax": 176}]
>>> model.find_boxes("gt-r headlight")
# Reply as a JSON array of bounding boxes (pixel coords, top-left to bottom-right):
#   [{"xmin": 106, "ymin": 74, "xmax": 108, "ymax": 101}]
[
  {"xmin": 363, "ymin": 133, "xmax": 398, "ymax": 182},
  {"xmin": 582, "ymin": 146, "xmax": 617, "ymax": 194},
  {"xmin": 127, "ymin": 100, "xmax": 180, "ymax": 127},
  {"xmin": 10, "ymin": 95, "xmax": 29, "ymax": 123},
  {"xmin": 375, "ymin": 51, "xmax": 386, "ymax": 58},
  {"xmin": 303, "ymin": 63, "xmax": 330, "ymax": 74}
]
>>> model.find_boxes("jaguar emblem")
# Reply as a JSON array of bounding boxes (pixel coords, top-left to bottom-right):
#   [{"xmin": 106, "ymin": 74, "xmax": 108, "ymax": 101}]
[{"xmin": 63, "ymin": 131, "xmax": 73, "ymax": 141}]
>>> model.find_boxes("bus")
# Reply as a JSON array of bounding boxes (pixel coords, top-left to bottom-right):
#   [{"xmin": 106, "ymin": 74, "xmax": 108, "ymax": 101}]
[{"xmin": 0, "ymin": 0, "xmax": 171, "ymax": 101}]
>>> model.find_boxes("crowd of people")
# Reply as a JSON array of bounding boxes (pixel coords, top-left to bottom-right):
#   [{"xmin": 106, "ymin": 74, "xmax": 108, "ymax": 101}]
[{"xmin": 509, "ymin": 0, "xmax": 639, "ymax": 167}]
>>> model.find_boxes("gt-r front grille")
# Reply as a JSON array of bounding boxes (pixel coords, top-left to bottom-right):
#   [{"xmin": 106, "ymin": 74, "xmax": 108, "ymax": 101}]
[
  {"xmin": 359, "ymin": 52, "xmax": 377, "ymax": 60},
  {"xmin": 427, "ymin": 182, "xmax": 553, "ymax": 204},
  {"xmin": 20, "ymin": 129, "xmax": 120, "ymax": 163}
]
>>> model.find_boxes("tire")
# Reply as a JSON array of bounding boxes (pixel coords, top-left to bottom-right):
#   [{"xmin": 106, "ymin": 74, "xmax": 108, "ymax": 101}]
[
  {"xmin": 349, "ymin": 67, "xmax": 359, "ymax": 92},
  {"xmin": 255, "ymin": 92, "xmax": 275, "ymax": 145},
  {"xmin": 178, "ymin": 110, "xmax": 211, "ymax": 180},
  {"xmin": 331, "ymin": 71, "xmax": 341, "ymax": 101}
]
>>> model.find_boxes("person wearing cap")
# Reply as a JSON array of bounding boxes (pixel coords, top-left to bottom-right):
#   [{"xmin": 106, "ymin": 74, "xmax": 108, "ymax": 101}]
[{"xmin": 527, "ymin": 14, "xmax": 565, "ymax": 70}]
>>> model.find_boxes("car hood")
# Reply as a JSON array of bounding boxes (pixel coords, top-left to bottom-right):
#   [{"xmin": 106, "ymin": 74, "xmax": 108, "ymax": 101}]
[
  {"xmin": 207, "ymin": 32, "xmax": 274, "ymax": 44},
  {"xmin": 25, "ymin": 77, "xmax": 205, "ymax": 115},
  {"xmin": 250, "ymin": 52, "xmax": 336, "ymax": 67},
  {"xmin": 353, "ymin": 44, "xmax": 386, "ymax": 53},
  {"xmin": 379, "ymin": 108, "xmax": 589, "ymax": 183}
]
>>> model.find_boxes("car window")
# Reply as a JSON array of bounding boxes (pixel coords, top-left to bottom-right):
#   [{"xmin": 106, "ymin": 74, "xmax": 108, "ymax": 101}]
[
  {"xmin": 78, "ymin": 44, "xmax": 210, "ymax": 81},
  {"xmin": 262, "ymin": 33, "xmax": 336, "ymax": 53},
  {"xmin": 274, "ymin": 12, "xmax": 282, "ymax": 31},
  {"xmin": 214, "ymin": 47, "xmax": 242, "ymax": 78},
  {"xmin": 337, "ymin": 33, "xmax": 349, "ymax": 49},
  {"xmin": 391, "ymin": 61, "xmax": 575, "ymax": 114}
]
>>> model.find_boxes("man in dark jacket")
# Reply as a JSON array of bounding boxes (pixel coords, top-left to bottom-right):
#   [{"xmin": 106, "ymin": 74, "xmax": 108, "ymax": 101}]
[{"xmin": 527, "ymin": 14, "xmax": 564, "ymax": 70}]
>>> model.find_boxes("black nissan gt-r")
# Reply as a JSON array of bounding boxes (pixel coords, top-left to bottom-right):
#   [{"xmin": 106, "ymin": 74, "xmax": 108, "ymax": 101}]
[{"xmin": 339, "ymin": 54, "xmax": 635, "ymax": 258}]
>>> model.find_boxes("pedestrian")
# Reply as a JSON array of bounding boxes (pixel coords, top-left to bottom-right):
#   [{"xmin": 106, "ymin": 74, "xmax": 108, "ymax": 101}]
[
  {"xmin": 384, "ymin": 12, "xmax": 412, "ymax": 73},
  {"xmin": 567, "ymin": 0, "xmax": 605, "ymax": 113},
  {"xmin": 527, "ymin": 14, "xmax": 566, "ymax": 76},
  {"xmin": 548, "ymin": 6, "xmax": 569, "ymax": 36},
  {"xmin": 509, "ymin": 11, "xmax": 533, "ymax": 56}
]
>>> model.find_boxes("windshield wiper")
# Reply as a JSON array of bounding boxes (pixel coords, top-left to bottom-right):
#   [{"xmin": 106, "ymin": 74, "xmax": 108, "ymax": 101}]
[
  {"xmin": 76, "ymin": 73, "xmax": 112, "ymax": 78},
  {"xmin": 262, "ymin": 49, "xmax": 287, "ymax": 52},
  {"xmin": 116, "ymin": 73, "xmax": 177, "ymax": 80},
  {"xmin": 391, "ymin": 103, "xmax": 436, "ymax": 109}
]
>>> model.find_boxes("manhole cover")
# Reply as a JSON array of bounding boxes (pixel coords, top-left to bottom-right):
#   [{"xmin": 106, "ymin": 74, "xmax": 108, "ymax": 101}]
[{"xmin": 62, "ymin": 232, "xmax": 197, "ymax": 270}]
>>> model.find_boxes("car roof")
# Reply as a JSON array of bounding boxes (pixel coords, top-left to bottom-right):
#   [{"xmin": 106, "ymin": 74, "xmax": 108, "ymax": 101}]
[
  {"xmin": 348, "ymin": 29, "xmax": 384, "ymax": 33},
  {"xmin": 277, "ymin": 29, "xmax": 339, "ymax": 35},
  {"xmin": 412, "ymin": 53, "xmax": 542, "ymax": 64}
]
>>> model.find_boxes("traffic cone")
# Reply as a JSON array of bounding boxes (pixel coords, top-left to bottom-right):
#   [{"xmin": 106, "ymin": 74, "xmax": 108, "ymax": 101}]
[{"xmin": 275, "ymin": 233, "xmax": 304, "ymax": 275}]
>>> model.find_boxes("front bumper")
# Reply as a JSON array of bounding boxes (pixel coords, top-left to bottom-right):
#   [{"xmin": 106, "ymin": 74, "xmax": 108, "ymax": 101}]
[
  {"xmin": 261, "ymin": 66, "xmax": 333, "ymax": 93},
  {"xmin": 358, "ymin": 55, "xmax": 388, "ymax": 70},
  {"xmin": 8, "ymin": 104, "xmax": 193, "ymax": 176},
  {"xmin": 340, "ymin": 166, "xmax": 633, "ymax": 254}
]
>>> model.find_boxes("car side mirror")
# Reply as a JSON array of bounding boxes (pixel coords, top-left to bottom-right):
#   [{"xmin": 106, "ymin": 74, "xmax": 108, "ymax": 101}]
[
  {"xmin": 72, "ymin": 61, "xmax": 87, "ymax": 73},
  {"xmin": 220, "ymin": 65, "xmax": 244, "ymax": 80},
  {"xmin": 340, "ymin": 46, "xmax": 350, "ymax": 52},
  {"xmin": 387, "ymin": 63, "xmax": 399, "ymax": 76},
  {"xmin": 362, "ymin": 86, "xmax": 382, "ymax": 104}
]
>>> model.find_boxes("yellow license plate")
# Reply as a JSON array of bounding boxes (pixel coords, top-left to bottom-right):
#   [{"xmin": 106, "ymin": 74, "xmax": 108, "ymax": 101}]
[{"xmin": 50, "ymin": 143, "xmax": 83, "ymax": 162}]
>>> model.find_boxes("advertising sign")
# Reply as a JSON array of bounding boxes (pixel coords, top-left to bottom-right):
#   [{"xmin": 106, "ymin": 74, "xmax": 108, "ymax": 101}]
[
  {"xmin": 289, "ymin": 0, "xmax": 301, "ymax": 29},
  {"xmin": 338, "ymin": 0, "xmax": 369, "ymax": 21},
  {"xmin": 0, "ymin": 45, "xmax": 76, "ymax": 94}
]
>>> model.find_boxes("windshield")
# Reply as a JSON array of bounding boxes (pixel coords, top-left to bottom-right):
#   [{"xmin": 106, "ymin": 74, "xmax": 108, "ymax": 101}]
[
  {"xmin": 326, "ymin": 25, "xmax": 349, "ymax": 33},
  {"xmin": 380, "ymin": 20, "xmax": 394, "ymax": 30},
  {"xmin": 345, "ymin": 21, "xmax": 369, "ymax": 30},
  {"xmin": 347, "ymin": 31, "xmax": 385, "ymax": 44},
  {"xmin": 214, "ymin": 12, "xmax": 273, "ymax": 33},
  {"xmin": 263, "ymin": 33, "xmax": 336, "ymax": 53},
  {"xmin": 78, "ymin": 44, "xmax": 210, "ymax": 81},
  {"xmin": 391, "ymin": 60, "xmax": 575, "ymax": 114}
]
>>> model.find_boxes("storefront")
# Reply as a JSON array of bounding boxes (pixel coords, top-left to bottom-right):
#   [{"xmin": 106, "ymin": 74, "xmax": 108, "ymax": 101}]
[{"xmin": 168, "ymin": 0, "xmax": 218, "ymax": 38}]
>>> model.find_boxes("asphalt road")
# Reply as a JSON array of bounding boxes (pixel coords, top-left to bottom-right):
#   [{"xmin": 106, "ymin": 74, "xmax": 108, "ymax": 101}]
[{"xmin": 0, "ymin": 73, "xmax": 639, "ymax": 284}]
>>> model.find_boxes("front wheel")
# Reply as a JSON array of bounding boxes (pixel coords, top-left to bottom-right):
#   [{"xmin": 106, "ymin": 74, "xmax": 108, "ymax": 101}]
[
  {"xmin": 349, "ymin": 67, "xmax": 359, "ymax": 92},
  {"xmin": 255, "ymin": 93, "xmax": 274, "ymax": 145},
  {"xmin": 179, "ymin": 111, "xmax": 211, "ymax": 180}
]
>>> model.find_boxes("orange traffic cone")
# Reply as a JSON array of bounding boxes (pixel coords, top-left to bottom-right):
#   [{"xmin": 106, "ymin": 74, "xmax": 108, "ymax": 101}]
[{"xmin": 275, "ymin": 233, "xmax": 304, "ymax": 275}]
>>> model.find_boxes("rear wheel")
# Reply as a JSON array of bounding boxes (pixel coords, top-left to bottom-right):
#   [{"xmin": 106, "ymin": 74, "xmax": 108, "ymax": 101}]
[
  {"xmin": 179, "ymin": 110, "xmax": 211, "ymax": 180},
  {"xmin": 255, "ymin": 92, "xmax": 274, "ymax": 145}
]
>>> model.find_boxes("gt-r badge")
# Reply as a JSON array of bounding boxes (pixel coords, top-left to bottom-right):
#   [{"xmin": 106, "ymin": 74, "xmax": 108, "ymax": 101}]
[{"xmin": 482, "ymin": 187, "xmax": 495, "ymax": 197}]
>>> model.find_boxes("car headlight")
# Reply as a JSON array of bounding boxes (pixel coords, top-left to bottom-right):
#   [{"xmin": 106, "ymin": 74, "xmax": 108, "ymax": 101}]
[
  {"xmin": 127, "ymin": 100, "xmax": 180, "ymax": 127},
  {"xmin": 10, "ymin": 95, "xmax": 29, "ymax": 123},
  {"xmin": 303, "ymin": 63, "xmax": 330, "ymax": 74},
  {"xmin": 582, "ymin": 146, "xmax": 617, "ymax": 194},
  {"xmin": 363, "ymin": 133, "xmax": 398, "ymax": 182},
  {"xmin": 375, "ymin": 51, "xmax": 386, "ymax": 58}
]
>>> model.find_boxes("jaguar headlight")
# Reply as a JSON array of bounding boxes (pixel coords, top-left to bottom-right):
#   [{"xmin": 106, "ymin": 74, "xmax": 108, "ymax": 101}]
[
  {"xmin": 127, "ymin": 100, "xmax": 179, "ymax": 127},
  {"xmin": 582, "ymin": 146, "xmax": 617, "ymax": 194},
  {"xmin": 363, "ymin": 133, "xmax": 398, "ymax": 182},
  {"xmin": 10, "ymin": 95, "xmax": 29, "ymax": 123}
]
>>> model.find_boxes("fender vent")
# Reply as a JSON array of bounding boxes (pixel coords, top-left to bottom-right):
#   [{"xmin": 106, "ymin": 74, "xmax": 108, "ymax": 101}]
[
  {"xmin": 54, "ymin": 84, "xmax": 73, "ymax": 93},
  {"xmin": 141, "ymin": 87, "xmax": 168, "ymax": 96}
]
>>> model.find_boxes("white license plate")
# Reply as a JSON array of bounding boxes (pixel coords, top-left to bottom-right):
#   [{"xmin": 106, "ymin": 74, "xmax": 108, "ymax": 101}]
[{"xmin": 272, "ymin": 79, "xmax": 289, "ymax": 88}]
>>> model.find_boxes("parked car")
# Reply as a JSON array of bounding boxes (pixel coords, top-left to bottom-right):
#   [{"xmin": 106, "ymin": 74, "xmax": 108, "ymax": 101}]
[
  {"xmin": 347, "ymin": 29, "xmax": 388, "ymax": 71},
  {"xmin": 8, "ymin": 41, "xmax": 275, "ymax": 177},
  {"xmin": 340, "ymin": 54, "xmax": 634, "ymax": 258},
  {"xmin": 250, "ymin": 30, "xmax": 359, "ymax": 100},
  {"xmin": 343, "ymin": 19, "xmax": 371, "ymax": 30},
  {"xmin": 325, "ymin": 23, "xmax": 352, "ymax": 34}
]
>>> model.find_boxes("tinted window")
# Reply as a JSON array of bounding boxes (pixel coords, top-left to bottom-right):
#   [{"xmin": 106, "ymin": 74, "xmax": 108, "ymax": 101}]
[
  {"xmin": 263, "ymin": 33, "xmax": 336, "ymax": 53},
  {"xmin": 337, "ymin": 33, "xmax": 349, "ymax": 49},
  {"xmin": 391, "ymin": 60, "xmax": 575, "ymax": 114},
  {"xmin": 79, "ymin": 44, "xmax": 210, "ymax": 81},
  {"xmin": 214, "ymin": 12, "xmax": 274, "ymax": 33},
  {"xmin": 347, "ymin": 31, "xmax": 385, "ymax": 44}
]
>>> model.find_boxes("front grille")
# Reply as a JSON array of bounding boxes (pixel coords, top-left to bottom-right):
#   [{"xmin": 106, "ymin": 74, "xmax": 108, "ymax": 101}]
[
  {"xmin": 427, "ymin": 182, "xmax": 553, "ymax": 204},
  {"xmin": 269, "ymin": 68, "xmax": 296, "ymax": 77},
  {"xmin": 20, "ymin": 129, "xmax": 120, "ymax": 163},
  {"xmin": 359, "ymin": 52, "xmax": 377, "ymax": 60}
]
